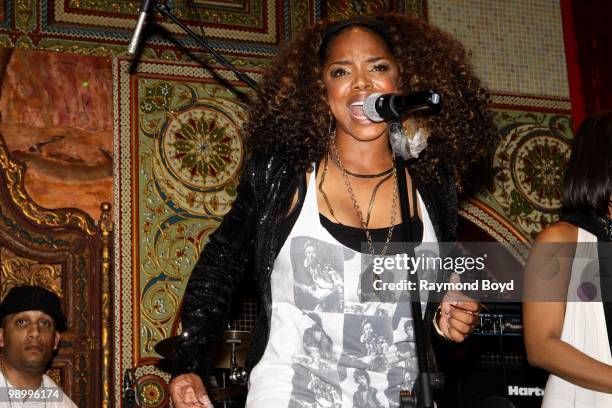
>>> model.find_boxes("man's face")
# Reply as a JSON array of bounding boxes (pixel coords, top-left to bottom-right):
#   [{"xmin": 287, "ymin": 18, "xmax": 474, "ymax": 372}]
[{"xmin": 0, "ymin": 311, "xmax": 60, "ymax": 374}]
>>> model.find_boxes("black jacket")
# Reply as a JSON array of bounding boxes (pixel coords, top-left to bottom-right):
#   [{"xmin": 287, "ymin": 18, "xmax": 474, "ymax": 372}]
[{"xmin": 172, "ymin": 154, "xmax": 458, "ymax": 381}]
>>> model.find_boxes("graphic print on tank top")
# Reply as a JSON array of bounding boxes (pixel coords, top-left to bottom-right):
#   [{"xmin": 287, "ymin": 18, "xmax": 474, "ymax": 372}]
[
  {"xmin": 287, "ymin": 312, "xmax": 345, "ymax": 408},
  {"xmin": 286, "ymin": 236, "xmax": 419, "ymax": 408},
  {"xmin": 291, "ymin": 237, "xmax": 348, "ymax": 313}
]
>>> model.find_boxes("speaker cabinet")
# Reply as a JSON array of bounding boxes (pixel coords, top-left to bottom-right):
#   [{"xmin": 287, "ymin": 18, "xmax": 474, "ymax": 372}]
[
  {"xmin": 454, "ymin": 360, "xmax": 548, "ymax": 408},
  {"xmin": 434, "ymin": 304, "xmax": 548, "ymax": 408}
]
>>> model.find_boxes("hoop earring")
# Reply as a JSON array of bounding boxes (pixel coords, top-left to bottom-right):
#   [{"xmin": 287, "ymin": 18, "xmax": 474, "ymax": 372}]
[
  {"xmin": 326, "ymin": 113, "xmax": 335, "ymax": 149},
  {"xmin": 327, "ymin": 114, "xmax": 335, "ymax": 136}
]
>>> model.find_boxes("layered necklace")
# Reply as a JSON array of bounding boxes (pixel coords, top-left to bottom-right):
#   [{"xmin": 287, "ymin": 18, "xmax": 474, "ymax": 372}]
[{"xmin": 319, "ymin": 130, "xmax": 399, "ymax": 256}]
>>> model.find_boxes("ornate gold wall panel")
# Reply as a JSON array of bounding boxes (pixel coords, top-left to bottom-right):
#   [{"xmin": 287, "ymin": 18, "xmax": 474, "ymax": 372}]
[{"xmin": 114, "ymin": 57, "xmax": 256, "ymax": 407}]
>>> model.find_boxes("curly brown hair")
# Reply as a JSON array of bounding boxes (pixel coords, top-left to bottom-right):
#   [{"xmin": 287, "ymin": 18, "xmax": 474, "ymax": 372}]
[{"xmin": 244, "ymin": 13, "xmax": 498, "ymax": 192}]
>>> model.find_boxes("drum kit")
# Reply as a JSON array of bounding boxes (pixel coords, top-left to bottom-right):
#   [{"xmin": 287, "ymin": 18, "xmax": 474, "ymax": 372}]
[{"xmin": 155, "ymin": 327, "xmax": 251, "ymax": 407}]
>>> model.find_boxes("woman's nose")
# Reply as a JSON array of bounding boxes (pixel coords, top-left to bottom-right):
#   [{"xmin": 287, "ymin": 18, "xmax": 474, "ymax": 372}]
[{"xmin": 352, "ymin": 69, "xmax": 372, "ymax": 90}]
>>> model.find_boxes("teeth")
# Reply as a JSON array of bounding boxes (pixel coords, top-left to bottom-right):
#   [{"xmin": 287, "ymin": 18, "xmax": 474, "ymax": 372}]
[{"xmin": 349, "ymin": 104, "xmax": 366, "ymax": 118}]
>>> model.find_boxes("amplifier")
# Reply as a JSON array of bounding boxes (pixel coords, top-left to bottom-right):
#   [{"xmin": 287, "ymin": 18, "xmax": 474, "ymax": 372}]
[
  {"xmin": 473, "ymin": 312, "xmax": 523, "ymax": 336},
  {"xmin": 452, "ymin": 361, "xmax": 548, "ymax": 408},
  {"xmin": 435, "ymin": 303, "xmax": 548, "ymax": 408},
  {"xmin": 473, "ymin": 302, "xmax": 523, "ymax": 337}
]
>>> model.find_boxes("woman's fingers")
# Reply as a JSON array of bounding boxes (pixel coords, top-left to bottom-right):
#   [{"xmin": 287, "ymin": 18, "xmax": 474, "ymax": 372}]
[
  {"xmin": 439, "ymin": 299, "xmax": 481, "ymax": 341},
  {"xmin": 170, "ymin": 374, "xmax": 213, "ymax": 408}
]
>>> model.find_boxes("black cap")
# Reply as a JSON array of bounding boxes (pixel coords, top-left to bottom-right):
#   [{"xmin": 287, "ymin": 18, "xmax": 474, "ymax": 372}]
[{"xmin": 0, "ymin": 285, "xmax": 68, "ymax": 332}]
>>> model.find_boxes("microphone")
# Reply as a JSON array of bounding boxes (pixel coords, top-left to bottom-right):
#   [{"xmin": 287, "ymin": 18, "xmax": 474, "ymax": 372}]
[
  {"xmin": 127, "ymin": 0, "xmax": 156, "ymax": 55},
  {"xmin": 363, "ymin": 90, "xmax": 442, "ymax": 122}
]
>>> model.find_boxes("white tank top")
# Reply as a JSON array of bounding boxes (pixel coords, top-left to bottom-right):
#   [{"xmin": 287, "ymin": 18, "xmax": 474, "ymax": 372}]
[
  {"xmin": 247, "ymin": 169, "xmax": 438, "ymax": 408},
  {"xmin": 542, "ymin": 227, "xmax": 612, "ymax": 408}
]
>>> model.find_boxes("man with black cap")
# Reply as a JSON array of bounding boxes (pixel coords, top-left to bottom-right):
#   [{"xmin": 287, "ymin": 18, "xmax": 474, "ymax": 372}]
[{"xmin": 0, "ymin": 285, "xmax": 77, "ymax": 407}]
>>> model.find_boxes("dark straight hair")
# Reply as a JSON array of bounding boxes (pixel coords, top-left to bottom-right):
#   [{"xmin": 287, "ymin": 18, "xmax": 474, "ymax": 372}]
[{"xmin": 563, "ymin": 110, "xmax": 612, "ymax": 216}]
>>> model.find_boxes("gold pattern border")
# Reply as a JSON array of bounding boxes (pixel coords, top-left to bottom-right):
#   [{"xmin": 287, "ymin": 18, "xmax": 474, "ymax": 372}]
[
  {"xmin": 113, "ymin": 56, "xmax": 133, "ymax": 408},
  {"xmin": 52, "ymin": 0, "xmax": 278, "ymax": 43},
  {"xmin": 490, "ymin": 93, "xmax": 572, "ymax": 111}
]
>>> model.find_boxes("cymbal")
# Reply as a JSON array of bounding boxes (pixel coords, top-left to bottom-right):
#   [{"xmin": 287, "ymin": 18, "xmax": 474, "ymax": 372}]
[
  {"xmin": 221, "ymin": 330, "xmax": 251, "ymax": 345},
  {"xmin": 154, "ymin": 330, "xmax": 252, "ymax": 362},
  {"xmin": 210, "ymin": 330, "xmax": 251, "ymax": 369}
]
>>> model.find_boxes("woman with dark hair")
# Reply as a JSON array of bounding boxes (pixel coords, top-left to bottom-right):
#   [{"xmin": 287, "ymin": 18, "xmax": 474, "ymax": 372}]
[
  {"xmin": 523, "ymin": 110, "xmax": 612, "ymax": 407},
  {"xmin": 170, "ymin": 13, "xmax": 496, "ymax": 407}
]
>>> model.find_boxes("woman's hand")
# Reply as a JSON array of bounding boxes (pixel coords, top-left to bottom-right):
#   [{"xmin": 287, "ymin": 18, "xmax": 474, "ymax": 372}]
[
  {"xmin": 169, "ymin": 373, "xmax": 213, "ymax": 408},
  {"xmin": 437, "ymin": 291, "xmax": 480, "ymax": 342}
]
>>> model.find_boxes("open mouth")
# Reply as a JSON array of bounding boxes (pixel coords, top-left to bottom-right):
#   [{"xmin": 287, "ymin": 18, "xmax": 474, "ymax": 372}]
[{"xmin": 349, "ymin": 101, "xmax": 367, "ymax": 120}]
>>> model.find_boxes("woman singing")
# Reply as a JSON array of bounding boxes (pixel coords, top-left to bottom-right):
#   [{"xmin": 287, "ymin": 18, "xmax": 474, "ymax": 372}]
[{"xmin": 170, "ymin": 13, "xmax": 497, "ymax": 407}]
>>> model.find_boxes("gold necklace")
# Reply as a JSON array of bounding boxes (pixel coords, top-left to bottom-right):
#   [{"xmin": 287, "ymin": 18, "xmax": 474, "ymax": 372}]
[
  {"xmin": 319, "ymin": 154, "xmax": 342, "ymax": 224},
  {"xmin": 329, "ymin": 130, "xmax": 398, "ymax": 256},
  {"xmin": 328, "ymin": 150, "xmax": 394, "ymax": 178},
  {"xmin": 319, "ymin": 154, "xmax": 394, "ymax": 227}
]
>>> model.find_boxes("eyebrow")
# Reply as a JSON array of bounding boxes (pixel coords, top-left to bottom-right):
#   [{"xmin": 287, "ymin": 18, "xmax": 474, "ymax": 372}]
[{"xmin": 327, "ymin": 56, "xmax": 388, "ymax": 66}]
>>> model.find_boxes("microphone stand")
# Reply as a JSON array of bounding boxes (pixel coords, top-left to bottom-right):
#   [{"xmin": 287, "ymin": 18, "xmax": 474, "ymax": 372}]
[
  {"xmin": 132, "ymin": 1, "xmax": 258, "ymax": 90},
  {"xmin": 122, "ymin": 368, "xmax": 137, "ymax": 408},
  {"xmin": 395, "ymin": 156, "xmax": 439, "ymax": 408}
]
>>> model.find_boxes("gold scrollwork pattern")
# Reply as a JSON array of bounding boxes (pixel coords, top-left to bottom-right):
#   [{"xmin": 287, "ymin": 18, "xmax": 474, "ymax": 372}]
[
  {"xmin": 16, "ymin": 0, "xmax": 35, "ymax": 32},
  {"xmin": 0, "ymin": 140, "xmax": 97, "ymax": 237},
  {"xmin": 0, "ymin": 247, "xmax": 62, "ymax": 297}
]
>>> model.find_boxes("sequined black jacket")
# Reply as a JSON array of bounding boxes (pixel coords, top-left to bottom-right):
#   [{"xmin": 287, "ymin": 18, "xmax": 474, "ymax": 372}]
[{"xmin": 172, "ymin": 154, "xmax": 458, "ymax": 382}]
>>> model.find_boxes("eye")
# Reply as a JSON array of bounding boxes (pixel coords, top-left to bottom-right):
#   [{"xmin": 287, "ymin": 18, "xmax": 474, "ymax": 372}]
[
  {"xmin": 371, "ymin": 63, "xmax": 390, "ymax": 72},
  {"xmin": 16, "ymin": 319, "xmax": 27, "ymax": 327},
  {"xmin": 330, "ymin": 67, "xmax": 348, "ymax": 78},
  {"xmin": 39, "ymin": 320, "xmax": 51, "ymax": 328}
]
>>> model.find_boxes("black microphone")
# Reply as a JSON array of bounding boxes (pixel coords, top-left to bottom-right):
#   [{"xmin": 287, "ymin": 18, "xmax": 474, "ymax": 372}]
[
  {"xmin": 363, "ymin": 90, "xmax": 442, "ymax": 122},
  {"xmin": 127, "ymin": 0, "xmax": 156, "ymax": 55}
]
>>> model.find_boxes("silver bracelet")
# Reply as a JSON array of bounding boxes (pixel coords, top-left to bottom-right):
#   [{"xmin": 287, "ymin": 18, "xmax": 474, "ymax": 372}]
[{"xmin": 433, "ymin": 306, "xmax": 452, "ymax": 341}]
